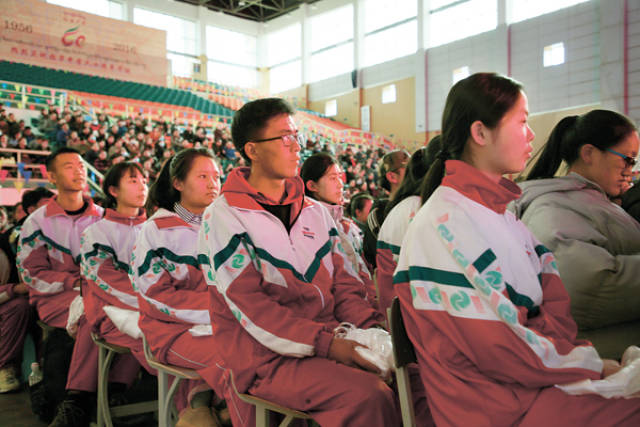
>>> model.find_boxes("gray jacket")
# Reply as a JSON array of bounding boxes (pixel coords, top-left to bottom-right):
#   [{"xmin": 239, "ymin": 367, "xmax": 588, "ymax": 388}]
[{"xmin": 511, "ymin": 173, "xmax": 640, "ymax": 358}]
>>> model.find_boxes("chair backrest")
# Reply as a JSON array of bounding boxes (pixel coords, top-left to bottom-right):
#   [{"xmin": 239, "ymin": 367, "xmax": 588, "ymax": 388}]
[
  {"xmin": 0, "ymin": 248, "xmax": 9, "ymax": 286},
  {"xmin": 389, "ymin": 297, "xmax": 417, "ymax": 368},
  {"xmin": 141, "ymin": 334, "xmax": 154, "ymax": 363}
]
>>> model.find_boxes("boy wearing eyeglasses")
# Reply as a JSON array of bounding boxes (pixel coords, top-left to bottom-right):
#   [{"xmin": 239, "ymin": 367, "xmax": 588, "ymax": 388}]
[{"xmin": 198, "ymin": 98, "xmax": 415, "ymax": 426}]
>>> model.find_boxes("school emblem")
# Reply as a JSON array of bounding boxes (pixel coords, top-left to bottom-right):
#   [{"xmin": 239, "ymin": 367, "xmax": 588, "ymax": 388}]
[{"xmin": 302, "ymin": 226, "xmax": 315, "ymax": 239}]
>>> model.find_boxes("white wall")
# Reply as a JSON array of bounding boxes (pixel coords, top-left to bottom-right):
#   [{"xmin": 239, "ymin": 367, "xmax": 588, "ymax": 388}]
[
  {"xmin": 426, "ymin": 28, "xmax": 508, "ymax": 130},
  {"xmin": 290, "ymin": 0, "xmax": 633, "ymax": 134},
  {"xmin": 510, "ymin": 1, "xmax": 601, "ymax": 113},
  {"xmin": 121, "ymin": 0, "xmax": 261, "ymax": 56},
  {"xmin": 111, "ymin": 0, "xmax": 635, "ymax": 131}
]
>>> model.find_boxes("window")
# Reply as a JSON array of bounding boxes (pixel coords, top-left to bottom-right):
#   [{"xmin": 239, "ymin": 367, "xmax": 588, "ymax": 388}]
[
  {"xmin": 108, "ymin": 1, "xmax": 124, "ymax": 20},
  {"xmin": 47, "ymin": 0, "xmax": 123, "ymax": 19},
  {"xmin": 310, "ymin": 5, "xmax": 353, "ymax": 52},
  {"xmin": 361, "ymin": 0, "xmax": 417, "ymax": 67},
  {"xmin": 452, "ymin": 66, "xmax": 470, "ymax": 84},
  {"xmin": 168, "ymin": 53, "xmax": 199, "ymax": 78},
  {"xmin": 208, "ymin": 62, "xmax": 257, "ymax": 88},
  {"xmin": 133, "ymin": 8, "xmax": 197, "ymax": 56},
  {"xmin": 381, "ymin": 84, "xmax": 396, "ymax": 104},
  {"xmin": 266, "ymin": 24, "xmax": 301, "ymax": 67},
  {"xmin": 429, "ymin": 0, "xmax": 497, "ymax": 48},
  {"xmin": 205, "ymin": 26, "xmax": 257, "ymax": 87},
  {"xmin": 308, "ymin": 5, "xmax": 354, "ymax": 82},
  {"xmin": 309, "ymin": 43, "xmax": 354, "ymax": 83},
  {"xmin": 206, "ymin": 27, "xmax": 257, "ymax": 67},
  {"xmin": 270, "ymin": 60, "xmax": 301, "ymax": 94},
  {"xmin": 363, "ymin": 0, "xmax": 417, "ymax": 33},
  {"xmin": 325, "ymin": 100, "xmax": 337, "ymax": 117},
  {"xmin": 543, "ymin": 43, "xmax": 565, "ymax": 67},
  {"xmin": 510, "ymin": 0, "xmax": 590, "ymax": 24},
  {"xmin": 363, "ymin": 20, "xmax": 417, "ymax": 67}
]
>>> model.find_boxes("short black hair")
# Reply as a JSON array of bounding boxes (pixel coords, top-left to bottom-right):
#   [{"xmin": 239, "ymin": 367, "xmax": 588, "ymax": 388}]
[
  {"xmin": 300, "ymin": 152, "xmax": 339, "ymax": 199},
  {"xmin": 378, "ymin": 149, "xmax": 410, "ymax": 191},
  {"xmin": 22, "ymin": 187, "xmax": 55, "ymax": 212},
  {"xmin": 231, "ymin": 98, "xmax": 294, "ymax": 163},
  {"xmin": 147, "ymin": 148, "xmax": 216, "ymax": 212},
  {"xmin": 102, "ymin": 162, "xmax": 146, "ymax": 209},
  {"xmin": 46, "ymin": 147, "xmax": 81, "ymax": 171},
  {"xmin": 350, "ymin": 192, "xmax": 374, "ymax": 218}
]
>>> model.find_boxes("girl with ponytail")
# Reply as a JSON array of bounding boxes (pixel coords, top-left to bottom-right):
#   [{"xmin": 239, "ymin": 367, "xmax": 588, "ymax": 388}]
[
  {"xmin": 131, "ymin": 148, "xmax": 225, "ymax": 426},
  {"xmin": 513, "ymin": 109, "xmax": 640, "ymax": 358},
  {"xmin": 376, "ymin": 135, "xmax": 441, "ymax": 314},
  {"xmin": 79, "ymin": 160, "xmax": 153, "ymax": 373},
  {"xmin": 395, "ymin": 73, "xmax": 640, "ymax": 426}
]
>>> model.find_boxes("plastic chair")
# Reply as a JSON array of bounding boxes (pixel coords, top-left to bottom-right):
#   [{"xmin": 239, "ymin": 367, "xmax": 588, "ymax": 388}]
[
  {"xmin": 228, "ymin": 370, "xmax": 316, "ymax": 427},
  {"xmin": 91, "ymin": 333, "xmax": 157, "ymax": 427},
  {"xmin": 388, "ymin": 297, "xmax": 417, "ymax": 427},
  {"xmin": 142, "ymin": 335, "xmax": 200, "ymax": 427}
]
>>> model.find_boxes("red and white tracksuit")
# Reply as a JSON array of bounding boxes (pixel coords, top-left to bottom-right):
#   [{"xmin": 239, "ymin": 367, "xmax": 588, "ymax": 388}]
[
  {"xmin": 395, "ymin": 160, "xmax": 640, "ymax": 426},
  {"xmin": 198, "ymin": 167, "xmax": 416, "ymax": 427}
]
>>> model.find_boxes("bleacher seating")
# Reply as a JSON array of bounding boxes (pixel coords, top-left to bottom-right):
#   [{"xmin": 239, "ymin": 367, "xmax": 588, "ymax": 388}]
[{"xmin": 0, "ymin": 61, "xmax": 234, "ymax": 117}]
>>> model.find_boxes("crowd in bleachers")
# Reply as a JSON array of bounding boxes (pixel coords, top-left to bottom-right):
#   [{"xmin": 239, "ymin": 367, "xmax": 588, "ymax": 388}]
[{"xmin": 0, "ymin": 105, "xmax": 387, "ymax": 205}]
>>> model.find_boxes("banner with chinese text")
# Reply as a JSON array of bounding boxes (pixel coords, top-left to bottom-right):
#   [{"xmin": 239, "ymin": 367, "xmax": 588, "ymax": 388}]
[{"xmin": 1, "ymin": 0, "xmax": 168, "ymax": 86}]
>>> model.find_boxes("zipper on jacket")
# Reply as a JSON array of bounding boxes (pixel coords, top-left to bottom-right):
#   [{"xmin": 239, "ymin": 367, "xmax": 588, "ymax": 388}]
[{"xmin": 246, "ymin": 206, "xmax": 328, "ymax": 308}]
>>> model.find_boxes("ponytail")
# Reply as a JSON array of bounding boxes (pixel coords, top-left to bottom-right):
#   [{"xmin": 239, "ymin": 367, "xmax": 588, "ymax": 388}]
[
  {"xmin": 526, "ymin": 116, "xmax": 578, "ymax": 180},
  {"xmin": 102, "ymin": 162, "xmax": 145, "ymax": 210},
  {"xmin": 421, "ymin": 72, "xmax": 523, "ymax": 202},
  {"xmin": 146, "ymin": 147, "xmax": 216, "ymax": 213},
  {"xmin": 386, "ymin": 135, "xmax": 442, "ymax": 215},
  {"xmin": 147, "ymin": 157, "xmax": 176, "ymax": 213},
  {"xmin": 527, "ymin": 110, "xmax": 636, "ymax": 181},
  {"xmin": 419, "ymin": 155, "xmax": 447, "ymax": 204}
]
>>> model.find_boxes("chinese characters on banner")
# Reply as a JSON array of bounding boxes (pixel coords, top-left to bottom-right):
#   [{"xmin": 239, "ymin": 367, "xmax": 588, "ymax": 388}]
[{"xmin": 1, "ymin": 0, "xmax": 168, "ymax": 86}]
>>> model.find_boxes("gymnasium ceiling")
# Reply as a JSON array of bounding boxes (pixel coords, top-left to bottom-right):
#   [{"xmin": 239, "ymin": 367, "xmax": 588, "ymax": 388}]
[{"xmin": 175, "ymin": 0, "xmax": 322, "ymax": 22}]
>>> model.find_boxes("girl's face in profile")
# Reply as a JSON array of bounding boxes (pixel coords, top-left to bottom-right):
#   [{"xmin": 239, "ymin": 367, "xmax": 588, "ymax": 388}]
[
  {"xmin": 589, "ymin": 131, "xmax": 640, "ymax": 198},
  {"xmin": 310, "ymin": 163, "xmax": 344, "ymax": 206},
  {"xmin": 480, "ymin": 91, "xmax": 535, "ymax": 177}
]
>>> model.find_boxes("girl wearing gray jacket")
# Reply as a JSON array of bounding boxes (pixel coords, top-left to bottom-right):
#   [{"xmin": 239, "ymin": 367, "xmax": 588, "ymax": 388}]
[{"xmin": 512, "ymin": 110, "xmax": 640, "ymax": 358}]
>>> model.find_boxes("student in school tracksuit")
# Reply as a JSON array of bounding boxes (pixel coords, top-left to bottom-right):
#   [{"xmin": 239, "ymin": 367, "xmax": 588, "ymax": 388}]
[
  {"xmin": 131, "ymin": 148, "xmax": 224, "ymax": 427},
  {"xmin": 198, "ymin": 98, "xmax": 413, "ymax": 427},
  {"xmin": 52, "ymin": 164, "xmax": 150, "ymax": 427},
  {"xmin": 79, "ymin": 162, "xmax": 153, "ymax": 377},
  {"xmin": 300, "ymin": 152, "xmax": 377, "ymax": 308},
  {"xmin": 17, "ymin": 149, "xmax": 103, "ymax": 330},
  {"xmin": 376, "ymin": 195, "xmax": 421, "ymax": 314},
  {"xmin": 17, "ymin": 148, "xmax": 107, "ymax": 427},
  {"xmin": 0, "ymin": 188, "xmax": 56, "ymax": 393},
  {"xmin": 395, "ymin": 73, "xmax": 640, "ymax": 427},
  {"xmin": 0, "ymin": 281, "xmax": 30, "ymax": 393},
  {"xmin": 376, "ymin": 138, "xmax": 440, "ymax": 315}
]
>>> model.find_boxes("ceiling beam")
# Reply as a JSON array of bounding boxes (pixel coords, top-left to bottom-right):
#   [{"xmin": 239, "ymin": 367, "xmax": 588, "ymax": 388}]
[{"xmin": 233, "ymin": 0, "xmax": 281, "ymax": 14}]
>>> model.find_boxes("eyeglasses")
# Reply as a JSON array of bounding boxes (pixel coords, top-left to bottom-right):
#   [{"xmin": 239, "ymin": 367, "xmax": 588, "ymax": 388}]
[
  {"xmin": 605, "ymin": 148, "xmax": 637, "ymax": 167},
  {"xmin": 252, "ymin": 132, "xmax": 304, "ymax": 147}
]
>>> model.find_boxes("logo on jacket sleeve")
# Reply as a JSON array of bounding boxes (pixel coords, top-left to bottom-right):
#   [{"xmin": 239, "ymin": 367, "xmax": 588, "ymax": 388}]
[{"xmin": 302, "ymin": 226, "xmax": 315, "ymax": 239}]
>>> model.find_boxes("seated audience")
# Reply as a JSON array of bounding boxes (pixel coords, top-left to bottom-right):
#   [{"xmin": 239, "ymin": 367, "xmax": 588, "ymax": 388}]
[
  {"xmin": 198, "ymin": 98, "xmax": 430, "ymax": 426},
  {"xmin": 396, "ymin": 72, "xmax": 640, "ymax": 426},
  {"xmin": 376, "ymin": 136, "xmax": 440, "ymax": 314},
  {"xmin": 512, "ymin": 109, "xmax": 640, "ymax": 358},
  {"xmin": 131, "ymin": 148, "xmax": 224, "ymax": 427},
  {"xmin": 301, "ymin": 152, "xmax": 377, "ymax": 306},
  {"xmin": 17, "ymin": 148, "xmax": 105, "ymax": 426},
  {"xmin": 363, "ymin": 149, "xmax": 409, "ymax": 268}
]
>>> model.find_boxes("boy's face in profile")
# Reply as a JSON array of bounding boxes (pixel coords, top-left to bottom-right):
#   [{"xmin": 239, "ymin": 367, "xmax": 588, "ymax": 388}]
[{"xmin": 248, "ymin": 113, "xmax": 301, "ymax": 180}]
